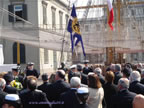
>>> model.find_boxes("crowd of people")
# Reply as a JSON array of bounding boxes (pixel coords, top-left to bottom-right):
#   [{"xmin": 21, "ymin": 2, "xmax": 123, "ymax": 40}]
[{"xmin": 0, "ymin": 61, "xmax": 144, "ymax": 108}]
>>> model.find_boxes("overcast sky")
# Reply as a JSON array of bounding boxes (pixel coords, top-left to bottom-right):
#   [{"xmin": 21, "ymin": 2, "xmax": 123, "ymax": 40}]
[{"xmin": 69, "ymin": 0, "xmax": 106, "ymax": 18}]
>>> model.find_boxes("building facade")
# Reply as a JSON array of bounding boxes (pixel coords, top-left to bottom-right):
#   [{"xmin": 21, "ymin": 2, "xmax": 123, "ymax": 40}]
[{"xmin": 0, "ymin": 0, "xmax": 72, "ymax": 74}]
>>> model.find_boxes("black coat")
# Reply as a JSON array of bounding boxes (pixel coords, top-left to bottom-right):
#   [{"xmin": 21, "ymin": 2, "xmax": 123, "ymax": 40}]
[
  {"xmin": 68, "ymin": 70, "xmax": 74, "ymax": 83},
  {"xmin": 103, "ymin": 82, "xmax": 118, "ymax": 108},
  {"xmin": 98, "ymin": 74, "xmax": 105, "ymax": 85},
  {"xmin": 60, "ymin": 89, "xmax": 80, "ymax": 108},
  {"xmin": 111, "ymin": 90, "xmax": 136, "ymax": 108},
  {"xmin": 50, "ymin": 80, "xmax": 70, "ymax": 101},
  {"xmin": 19, "ymin": 89, "xmax": 50, "ymax": 108},
  {"xmin": 129, "ymin": 81, "xmax": 144, "ymax": 95},
  {"xmin": 50, "ymin": 80, "xmax": 70, "ymax": 108},
  {"xmin": 37, "ymin": 82, "xmax": 51, "ymax": 101},
  {"xmin": 140, "ymin": 78, "xmax": 144, "ymax": 85},
  {"xmin": 4, "ymin": 85, "xmax": 18, "ymax": 94},
  {"xmin": 80, "ymin": 72, "xmax": 88, "ymax": 85},
  {"xmin": 114, "ymin": 72, "xmax": 122, "ymax": 85},
  {"xmin": 0, "ymin": 89, "xmax": 7, "ymax": 108},
  {"xmin": 25, "ymin": 69, "xmax": 40, "ymax": 78},
  {"xmin": 83, "ymin": 67, "xmax": 92, "ymax": 75}
]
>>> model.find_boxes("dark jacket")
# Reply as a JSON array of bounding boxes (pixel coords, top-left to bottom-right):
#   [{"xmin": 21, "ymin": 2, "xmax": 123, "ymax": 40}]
[
  {"xmin": 50, "ymin": 80, "xmax": 70, "ymax": 108},
  {"xmin": 60, "ymin": 89, "xmax": 80, "ymax": 108},
  {"xmin": 50, "ymin": 80, "xmax": 70, "ymax": 101},
  {"xmin": 140, "ymin": 78, "xmax": 144, "ymax": 85},
  {"xmin": 111, "ymin": 89, "xmax": 136, "ymax": 108},
  {"xmin": 0, "ymin": 89, "xmax": 7, "ymax": 108},
  {"xmin": 83, "ymin": 67, "xmax": 92, "ymax": 75},
  {"xmin": 81, "ymin": 72, "xmax": 88, "ymax": 85},
  {"xmin": 37, "ymin": 82, "xmax": 50, "ymax": 92},
  {"xmin": 25, "ymin": 69, "xmax": 40, "ymax": 78},
  {"xmin": 103, "ymin": 82, "xmax": 118, "ymax": 108},
  {"xmin": 68, "ymin": 70, "xmax": 74, "ymax": 83},
  {"xmin": 98, "ymin": 74, "xmax": 105, "ymax": 85},
  {"xmin": 129, "ymin": 81, "xmax": 144, "ymax": 95},
  {"xmin": 114, "ymin": 71, "xmax": 122, "ymax": 85},
  {"xmin": 37, "ymin": 82, "xmax": 51, "ymax": 100},
  {"xmin": 19, "ymin": 89, "xmax": 50, "ymax": 108},
  {"xmin": 4, "ymin": 85, "xmax": 18, "ymax": 94}
]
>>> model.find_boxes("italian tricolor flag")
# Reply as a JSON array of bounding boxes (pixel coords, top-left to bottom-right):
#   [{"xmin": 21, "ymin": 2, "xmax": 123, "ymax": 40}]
[{"xmin": 107, "ymin": 0, "xmax": 114, "ymax": 30}]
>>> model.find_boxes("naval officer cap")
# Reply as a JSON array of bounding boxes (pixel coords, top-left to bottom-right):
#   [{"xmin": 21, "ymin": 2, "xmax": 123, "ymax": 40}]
[
  {"xmin": 70, "ymin": 65, "xmax": 77, "ymax": 69},
  {"xmin": 12, "ymin": 66, "xmax": 19, "ymax": 71},
  {"xmin": 4, "ymin": 94, "xmax": 21, "ymax": 108},
  {"xmin": 77, "ymin": 87, "xmax": 89, "ymax": 94},
  {"xmin": 77, "ymin": 87, "xmax": 89, "ymax": 103},
  {"xmin": 27, "ymin": 62, "xmax": 34, "ymax": 66}
]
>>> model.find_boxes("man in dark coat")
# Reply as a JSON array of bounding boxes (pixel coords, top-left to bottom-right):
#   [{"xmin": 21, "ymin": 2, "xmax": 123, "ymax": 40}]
[
  {"xmin": 25, "ymin": 62, "xmax": 40, "ymax": 78},
  {"xmin": 129, "ymin": 71, "xmax": 144, "ymax": 95},
  {"xmin": 77, "ymin": 64, "xmax": 88, "ymax": 85},
  {"xmin": 83, "ymin": 61, "xmax": 92, "ymax": 75},
  {"xmin": 3, "ymin": 73, "xmax": 18, "ymax": 94},
  {"xmin": 0, "ymin": 78, "xmax": 7, "ymax": 108},
  {"xmin": 50, "ymin": 70, "xmax": 70, "ymax": 108},
  {"xmin": 94, "ymin": 67, "xmax": 105, "ymax": 85},
  {"xmin": 60, "ymin": 77, "xmax": 81, "ymax": 108},
  {"xmin": 37, "ymin": 73, "xmax": 52, "ymax": 100},
  {"xmin": 111, "ymin": 78, "xmax": 136, "ymax": 108},
  {"xmin": 113, "ymin": 64, "xmax": 123, "ymax": 85},
  {"xmin": 19, "ymin": 76, "xmax": 50, "ymax": 108}
]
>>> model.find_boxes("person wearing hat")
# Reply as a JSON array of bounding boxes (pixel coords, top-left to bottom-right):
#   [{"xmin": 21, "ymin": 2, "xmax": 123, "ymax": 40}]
[
  {"xmin": 68, "ymin": 65, "xmax": 77, "ymax": 83},
  {"xmin": 3, "ymin": 73, "xmax": 18, "ymax": 94},
  {"xmin": 25, "ymin": 62, "xmax": 40, "ymax": 78},
  {"xmin": 11, "ymin": 66, "xmax": 24, "ymax": 90},
  {"xmin": 83, "ymin": 61, "xmax": 92, "ymax": 75},
  {"xmin": 2, "ymin": 94, "xmax": 21, "ymax": 108},
  {"xmin": 77, "ymin": 87, "xmax": 90, "ymax": 108}
]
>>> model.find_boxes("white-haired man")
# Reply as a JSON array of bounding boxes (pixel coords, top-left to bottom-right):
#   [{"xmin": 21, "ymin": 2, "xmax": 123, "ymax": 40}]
[
  {"xmin": 111, "ymin": 78, "xmax": 136, "ymax": 108},
  {"xmin": 60, "ymin": 77, "xmax": 81, "ymax": 108},
  {"xmin": 129, "ymin": 71, "xmax": 144, "ymax": 95},
  {"xmin": 94, "ymin": 68, "xmax": 105, "ymax": 85},
  {"xmin": 0, "ymin": 78, "xmax": 7, "ymax": 107}
]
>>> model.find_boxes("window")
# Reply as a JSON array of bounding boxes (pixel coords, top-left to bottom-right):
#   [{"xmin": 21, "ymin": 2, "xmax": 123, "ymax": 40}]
[
  {"xmin": 13, "ymin": 42, "xmax": 26, "ymax": 64},
  {"xmin": 131, "ymin": 53, "xmax": 138, "ymax": 61},
  {"xmin": 65, "ymin": 15, "xmax": 69, "ymax": 27},
  {"xmin": 59, "ymin": 11, "xmax": 63, "ymax": 30},
  {"xmin": 44, "ymin": 49, "xmax": 49, "ymax": 64},
  {"xmin": 96, "ymin": 24, "xmax": 100, "ymax": 31},
  {"xmin": 51, "ymin": 7, "xmax": 56, "ymax": 29},
  {"xmin": 131, "ymin": 9, "xmax": 135, "ymax": 16},
  {"xmin": 8, "ymin": 4, "xmax": 27, "ymax": 22},
  {"xmin": 42, "ymin": 3, "xmax": 47, "ymax": 25},
  {"xmin": 142, "ymin": 53, "xmax": 144, "ymax": 61}
]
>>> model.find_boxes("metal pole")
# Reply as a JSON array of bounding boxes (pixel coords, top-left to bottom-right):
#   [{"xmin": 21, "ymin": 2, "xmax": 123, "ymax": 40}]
[{"xmin": 17, "ymin": 42, "xmax": 20, "ymax": 65}]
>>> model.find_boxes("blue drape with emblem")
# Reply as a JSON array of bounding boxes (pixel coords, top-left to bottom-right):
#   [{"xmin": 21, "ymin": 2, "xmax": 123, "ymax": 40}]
[{"xmin": 67, "ymin": 5, "xmax": 86, "ymax": 56}]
